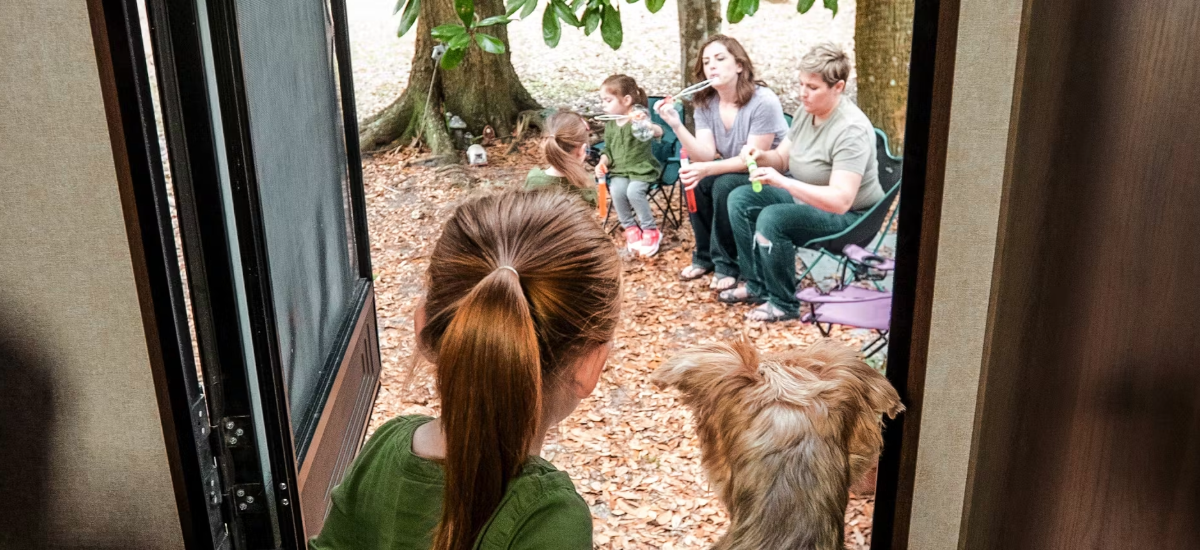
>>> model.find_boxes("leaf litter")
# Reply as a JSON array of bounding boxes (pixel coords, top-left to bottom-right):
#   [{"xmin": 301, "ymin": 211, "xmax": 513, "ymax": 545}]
[
  {"xmin": 350, "ymin": 0, "xmax": 877, "ymax": 546},
  {"xmin": 363, "ymin": 140, "xmax": 877, "ymax": 549}
]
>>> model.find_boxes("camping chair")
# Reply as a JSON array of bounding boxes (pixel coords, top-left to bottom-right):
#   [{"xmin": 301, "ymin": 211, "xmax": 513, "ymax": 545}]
[
  {"xmin": 796, "ymin": 128, "xmax": 902, "ymax": 288},
  {"xmin": 797, "ymin": 244, "xmax": 896, "ymax": 358},
  {"xmin": 595, "ymin": 96, "xmax": 684, "ymax": 234}
]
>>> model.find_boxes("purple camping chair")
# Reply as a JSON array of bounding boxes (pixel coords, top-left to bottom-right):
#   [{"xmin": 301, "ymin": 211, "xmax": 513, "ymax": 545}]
[{"xmin": 797, "ymin": 244, "xmax": 894, "ymax": 358}]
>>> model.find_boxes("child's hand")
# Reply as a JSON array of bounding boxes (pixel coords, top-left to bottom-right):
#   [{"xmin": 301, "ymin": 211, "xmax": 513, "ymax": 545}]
[{"xmin": 594, "ymin": 160, "xmax": 608, "ymax": 179}]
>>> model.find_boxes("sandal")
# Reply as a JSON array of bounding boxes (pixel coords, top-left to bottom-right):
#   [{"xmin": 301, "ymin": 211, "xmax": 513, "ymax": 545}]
[
  {"xmin": 709, "ymin": 275, "xmax": 737, "ymax": 291},
  {"xmin": 745, "ymin": 302, "xmax": 800, "ymax": 323},
  {"xmin": 679, "ymin": 265, "xmax": 712, "ymax": 281},
  {"xmin": 717, "ymin": 286, "xmax": 766, "ymax": 305}
]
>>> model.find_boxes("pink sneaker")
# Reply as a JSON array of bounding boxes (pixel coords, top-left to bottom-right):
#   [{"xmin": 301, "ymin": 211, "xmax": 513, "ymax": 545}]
[
  {"xmin": 638, "ymin": 229, "xmax": 661, "ymax": 257},
  {"xmin": 623, "ymin": 227, "xmax": 643, "ymax": 253}
]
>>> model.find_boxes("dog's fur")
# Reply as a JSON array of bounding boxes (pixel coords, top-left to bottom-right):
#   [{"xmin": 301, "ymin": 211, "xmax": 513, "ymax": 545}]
[{"xmin": 651, "ymin": 340, "xmax": 904, "ymax": 550}]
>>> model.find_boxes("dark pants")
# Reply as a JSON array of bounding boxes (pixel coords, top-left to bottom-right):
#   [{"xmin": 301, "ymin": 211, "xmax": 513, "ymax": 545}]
[
  {"xmin": 687, "ymin": 173, "xmax": 752, "ymax": 277},
  {"xmin": 728, "ymin": 185, "xmax": 865, "ymax": 315}
]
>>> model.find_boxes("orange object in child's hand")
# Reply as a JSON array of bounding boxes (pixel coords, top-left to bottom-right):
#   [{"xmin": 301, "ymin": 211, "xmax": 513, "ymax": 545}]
[{"xmin": 597, "ymin": 179, "xmax": 609, "ymax": 219}]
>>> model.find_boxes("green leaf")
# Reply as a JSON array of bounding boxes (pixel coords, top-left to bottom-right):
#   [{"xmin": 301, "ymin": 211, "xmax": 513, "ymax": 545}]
[
  {"xmin": 726, "ymin": 0, "xmax": 744, "ymax": 24},
  {"xmin": 796, "ymin": 0, "xmax": 815, "ymax": 13},
  {"xmin": 475, "ymin": 32, "xmax": 506, "ymax": 54},
  {"xmin": 542, "ymin": 5, "xmax": 562, "ymax": 47},
  {"xmin": 477, "ymin": 15, "xmax": 510, "ymax": 27},
  {"xmin": 583, "ymin": 7, "xmax": 601, "ymax": 34},
  {"xmin": 396, "ymin": 0, "xmax": 420, "ymax": 37},
  {"xmin": 431, "ymin": 24, "xmax": 466, "ymax": 41},
  {"xmin": 646, "ymin": 0, "xmax": 665, "ymax": 13},
  {"xmin": 570, "ymin": 0, "xmax": 587, "ymax": 10},
  {"xmin": 824, "ymin": 0, "xmax": 837, "ymax": 16},
  {"xmin": 454, "ymin": 0, "xmax": 475, "ymax": 27},
  {"xmin": 519, "ymin": 0, "xmax": 538, "ymax": 19},
  {"xmin": 506, "ymin": 0, "xmax": 524, "ymax": 16},
  {"xmin": 393, "ymin": 0, "xmax": 404, "ymax": 14},
  {"xmin": 448, "ymin": 31, "xmax": 471, "ymax": 50},
  {"xmin": 743, "ymin": 0, "xmax": 759, "ymax": 16},
  {"xmin": 600, "ymin": 2, "xmax": 622, "ymax": 49},
  {"xmin": 552, "ymin": 0, "xmax": 582, "ymax": 27},
  {"xmin": 440, "ymin": 45, "xmax": 467, "ymax": 69}
]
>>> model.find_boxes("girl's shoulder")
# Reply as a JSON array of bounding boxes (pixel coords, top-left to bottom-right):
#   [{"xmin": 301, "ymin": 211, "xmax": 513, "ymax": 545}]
[{"xmin": 479, "ymin": 458, "xmax": 592, "ymax": 548}]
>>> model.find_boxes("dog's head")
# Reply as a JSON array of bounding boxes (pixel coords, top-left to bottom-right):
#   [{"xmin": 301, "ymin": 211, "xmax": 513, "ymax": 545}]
[{"xmin": 652, "ymin": 339, "xmax": 904, "ymax": 548}]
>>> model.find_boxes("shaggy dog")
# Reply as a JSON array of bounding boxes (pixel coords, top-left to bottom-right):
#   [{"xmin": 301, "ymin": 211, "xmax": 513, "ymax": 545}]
[{"xmin": 651, "ymin": 340, "xmax": 904, "ymax": 550}]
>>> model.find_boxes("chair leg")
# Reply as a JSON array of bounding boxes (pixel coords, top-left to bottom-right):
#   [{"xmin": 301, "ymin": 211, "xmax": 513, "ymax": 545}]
[{"xmin": 862, "ymin": 331, "xmax": 890, "ymax": 358}]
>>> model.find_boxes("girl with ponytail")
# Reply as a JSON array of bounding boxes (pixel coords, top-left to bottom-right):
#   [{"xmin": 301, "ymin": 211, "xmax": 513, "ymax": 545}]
[
  {"xmin": 525, "ymin": 110, "xmax": 599, "ymax": 207},
  {"xmin": 310, "ymin": 189, "xmax": 622, "ymax": 550}
]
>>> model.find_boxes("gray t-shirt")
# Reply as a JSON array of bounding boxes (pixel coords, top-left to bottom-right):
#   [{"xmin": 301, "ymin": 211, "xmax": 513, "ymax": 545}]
[
  {"xmin": 694, "ymin": 86, "xmax": 788, "ymax": 160},
  {"xmin": 786, "ymin": 98, "xmax": 884, "ymax": 212}
]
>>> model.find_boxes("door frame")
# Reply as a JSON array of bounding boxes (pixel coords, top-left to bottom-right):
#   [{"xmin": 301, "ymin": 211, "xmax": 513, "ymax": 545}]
[{"xmin": 870, "ymin": 0, "xmax": 961, "ymax": 547}]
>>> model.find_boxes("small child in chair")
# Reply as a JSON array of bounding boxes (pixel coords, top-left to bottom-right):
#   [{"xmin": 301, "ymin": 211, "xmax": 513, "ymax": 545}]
[{"xmin": 595, "ymin": 75, "xmax": 664, "ymax": 257}]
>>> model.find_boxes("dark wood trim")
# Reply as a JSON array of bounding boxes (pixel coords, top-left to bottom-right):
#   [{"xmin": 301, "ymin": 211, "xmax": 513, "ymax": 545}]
[
  {"xmin": 870, "ymin": 0, "xmax": 961, "ymax": 547},
  {"xmin": 297, "ymin": 284, "xmax": 382, "ymax": 536},
  {"xmin": 87, "ymin": 1, "xmax": 225, "ymax": 548}
]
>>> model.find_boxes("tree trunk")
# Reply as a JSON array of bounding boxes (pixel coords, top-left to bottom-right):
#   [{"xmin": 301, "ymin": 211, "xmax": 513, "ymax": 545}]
[
  {"xmin": 853, "ymin": 0, "xmax": 913, "ymax": 154},
  {"xmin": 676, "ymin": 0, "xmax": 721, "ymax": 127},
  {"xmin": 358, "ymin": 0, "xmax": 540, "ymax": 155}
]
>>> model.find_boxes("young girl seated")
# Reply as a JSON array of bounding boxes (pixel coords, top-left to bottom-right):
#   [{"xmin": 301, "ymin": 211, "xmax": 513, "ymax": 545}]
[
  {"xmin": 309, "ymin": 190, "xmax": 622, "ymax": 550},
  {"xmin": 595, "ymin": 75, "xmax": 664, "ymax": 256},
  {"xmin": 524, "ymin": 110, "xmax": 598, "ymax": 207}
]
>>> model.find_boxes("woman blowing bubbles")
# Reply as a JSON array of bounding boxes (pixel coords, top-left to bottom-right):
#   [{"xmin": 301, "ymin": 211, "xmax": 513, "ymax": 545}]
[
  {"xmin": 655, "ymin": 35, "xmax": 789, "ymax": 292},
  {"xmin": 309, "ymin": 190, "xmax": 622, "ymax": 549}
]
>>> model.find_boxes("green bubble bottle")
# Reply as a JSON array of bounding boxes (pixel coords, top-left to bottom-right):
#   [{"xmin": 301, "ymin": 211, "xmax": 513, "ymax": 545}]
[{"xmin": 747, "ymin": 158, "xmax": 762, "ymax": 192}]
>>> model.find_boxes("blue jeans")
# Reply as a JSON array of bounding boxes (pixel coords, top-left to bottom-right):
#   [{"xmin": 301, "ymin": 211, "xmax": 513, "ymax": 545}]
[
  {"xmin": 686, "ymin": 173, "xmax": 752, "ymax": 276},
  {"xmin": 727, "ymin": 185, "xmax": 865, "ymax": 315}
]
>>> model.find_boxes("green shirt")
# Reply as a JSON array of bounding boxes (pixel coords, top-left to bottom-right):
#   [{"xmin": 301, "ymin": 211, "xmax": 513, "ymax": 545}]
[
  {"xmin": 786, "ymin": 98, "xmax": 884, "ymax": 212},
  {"xmin": 600, "ymin": 120, "xmax": 661, "ymax": 183},
  {"xmin": 523, "ymin": 167, "xmax": 598, "ymax": 207},
  {"xmin": 308, "ymin": 415, "xmax": 593, "ymax": 550}
]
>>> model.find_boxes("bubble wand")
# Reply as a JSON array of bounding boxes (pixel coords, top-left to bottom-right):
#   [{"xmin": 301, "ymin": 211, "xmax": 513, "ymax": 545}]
[{"xmin": 670, "ymin": 79, "xmax": 715, "ymax": 105}]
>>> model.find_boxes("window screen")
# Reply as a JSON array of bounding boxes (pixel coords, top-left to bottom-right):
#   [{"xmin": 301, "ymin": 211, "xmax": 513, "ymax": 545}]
[{"xmin": 233, "ymin": 1, "xmax": 359, "ymax": 435}]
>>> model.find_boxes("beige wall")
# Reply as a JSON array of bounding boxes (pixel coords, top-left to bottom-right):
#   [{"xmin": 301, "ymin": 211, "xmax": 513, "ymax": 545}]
[
  {"xmin": 904, "ymin": 0, "xmax": 1026, "ymax": 546},
  {"xmin": 0, "ymin": 2, "xmax": 184, "ymax": 548}
]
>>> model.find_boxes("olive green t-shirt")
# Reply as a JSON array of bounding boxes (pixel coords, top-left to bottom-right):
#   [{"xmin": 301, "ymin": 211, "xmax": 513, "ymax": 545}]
[
  {"xmin": 308, "ymin": 415, "xmax": 593, "ymax": 550},
  {"xmin": 600, "ymin": 120, "xmax": 661, "ymax": 183},
  {"xmin": 786, "ymin": 98, "xmax": 884, "ymax": 212},
  {"xmin": 523, "ymin": 167, "xmax": 598, "ymax": 207}
]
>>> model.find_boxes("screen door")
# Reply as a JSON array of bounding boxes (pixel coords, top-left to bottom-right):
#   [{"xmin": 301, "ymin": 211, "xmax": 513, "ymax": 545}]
[{"xmin": 144, "ymin": 0, "xmax": 380, "ymax": 546}]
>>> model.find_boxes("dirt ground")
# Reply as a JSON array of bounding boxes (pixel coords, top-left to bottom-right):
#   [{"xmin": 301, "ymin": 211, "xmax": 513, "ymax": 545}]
[{"xmin": 348, "ymin": 1, "xmax": 879, "ymax": 547}]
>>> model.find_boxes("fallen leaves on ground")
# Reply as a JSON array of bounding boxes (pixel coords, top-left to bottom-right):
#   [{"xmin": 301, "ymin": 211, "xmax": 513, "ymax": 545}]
[{"xmin": 363, "ymin": 140, "xmax": 875, "ymax": 549}]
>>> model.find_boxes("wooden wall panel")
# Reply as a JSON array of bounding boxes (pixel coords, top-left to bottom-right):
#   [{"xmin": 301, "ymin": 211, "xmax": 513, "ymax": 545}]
[{"xmin": 964, "ymin": 0, "xmax": 1200, "ymax": 547}]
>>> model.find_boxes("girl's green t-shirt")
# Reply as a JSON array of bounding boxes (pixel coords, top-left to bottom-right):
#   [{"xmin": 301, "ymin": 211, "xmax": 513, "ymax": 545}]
[
  {"xmin": 308, "ymin": 415, "xmax": 593, "ymax": 550},
  {"xmin": 600, "ymin": 120, "xmax": 660, "ymax": 183}
]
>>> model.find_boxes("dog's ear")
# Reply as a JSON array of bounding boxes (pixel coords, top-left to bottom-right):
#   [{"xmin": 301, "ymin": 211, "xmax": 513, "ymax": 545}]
[{"xmin": 652, "ymin": 341, "xmax": 759, "ymax": 396}]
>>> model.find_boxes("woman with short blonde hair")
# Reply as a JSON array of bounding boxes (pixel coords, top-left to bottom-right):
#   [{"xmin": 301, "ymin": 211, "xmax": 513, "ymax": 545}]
[{"xmin": 721, "ymin": 43, "xmax": 885, "ymax": 322}]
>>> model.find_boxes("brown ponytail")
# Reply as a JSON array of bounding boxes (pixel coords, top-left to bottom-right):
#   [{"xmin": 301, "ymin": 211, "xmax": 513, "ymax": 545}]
[
  {"xmin": 602, "ymin": 74, "xmax": 649, "ymax": 108},
  {"xmin": 541, "ymin": 110, "xmax": 593, "ymax": 190},
  {"xmin": 421, "ymin": 190, "xmax": 622, "ymax": 550}
]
